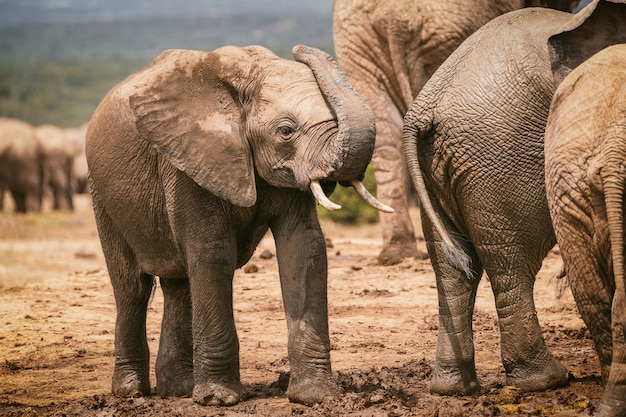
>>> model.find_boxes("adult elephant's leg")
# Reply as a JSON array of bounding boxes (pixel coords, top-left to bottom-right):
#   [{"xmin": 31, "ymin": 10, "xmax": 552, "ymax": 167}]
[
  {"xmin": 271, "ymin": 199, "xmax": 339, "ymax": 405},
  {"xmin": 10, "ymin": 190, "xmax": 27, "ymax": 213},
  {"xmin": 156, "ymin": 277, "xmax": 194, "ymax": 398},
  {"xmin": 423, "ymin": 213, "xmax": 483, "ymax": 395},
  {"xmin": 559, "ymin": 226, "xmax": 614, "ymax": 378},
  {"xmin": 93, "ymin": 190, "xmax": 153, "ymax": 397},
  {"xmin": 480, "ymin": 240, "xmax": 568, "ymax": 391},
  {"xmin": 371, "ymin": 98, "xmax": 420, "ymax": 265},
  {"xmin": 598, "ymin": 308, "xmax": 626, "ymax": 417}
]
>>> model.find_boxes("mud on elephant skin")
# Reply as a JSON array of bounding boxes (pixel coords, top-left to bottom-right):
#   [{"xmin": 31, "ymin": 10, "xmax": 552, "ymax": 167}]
[
  {"xmin": 86, "ymin": 44, "xmax": 390, "ymax": 407},
  {"xmin": 332, "ymin": 0, "xmax": 579, "ymax": 266},
  {"xmin": 402, "ymin": 0, "xmax": 626, "ymax": 397},
  {"xmin": 545, "ymin": 44, "xmax": 626, "ymax": 417}
]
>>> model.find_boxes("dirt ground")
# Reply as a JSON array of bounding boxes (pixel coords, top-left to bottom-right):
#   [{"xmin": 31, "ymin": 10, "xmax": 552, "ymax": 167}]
[{"xmin": 0, "ymin": 195, "xmax": 604, "ymax": 416}]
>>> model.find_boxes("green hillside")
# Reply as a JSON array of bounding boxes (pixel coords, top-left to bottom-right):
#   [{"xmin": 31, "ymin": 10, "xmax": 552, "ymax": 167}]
[{"xmin": 0, "ymin": 12, "xmax": 333, "ymax": 127}]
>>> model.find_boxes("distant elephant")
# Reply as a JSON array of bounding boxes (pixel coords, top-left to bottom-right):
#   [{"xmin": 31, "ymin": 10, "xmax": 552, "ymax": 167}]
[
  {"xmin": 64, "ymin": 124, "xmax": 89, "ymax": 194},
  {"xmin": 35, "ymin": 124, "xmax": 74, "ymax": 211},
  {"xmin": 332, "ymin": 0, "xmax": 579, "ymax": 265},
  {"xmin": 0, "ymin": 118, "xmax": 43, "ymax": 213},
  {"xmin": 545, "ymin": 44, "xmax": 626, "ymax": 417},
  {"xmin": 86, "ymin": 44, "xmax": 391, "ymax": 406},
  {"xmin": 401, "ymin": 0, "xmax": 626, "ymax": 395}
]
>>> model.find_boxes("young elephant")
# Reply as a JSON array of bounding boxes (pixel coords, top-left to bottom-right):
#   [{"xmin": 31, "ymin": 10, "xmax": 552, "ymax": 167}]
[
  {"xmin": 402, "ymin": 0, "xmax": 626, "ymax": 395},
  {"xmin": 86, "ymin": 44, "xmax": 390, "ymax": 406},
  {"xmin": 545, "ymin": 44, "xmax": 626, "ymax": 417}
]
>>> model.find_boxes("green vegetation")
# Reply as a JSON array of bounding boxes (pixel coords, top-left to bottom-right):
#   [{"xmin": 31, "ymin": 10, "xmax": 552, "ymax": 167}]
[
  {"xmin": 317, "ymin": 165, "xmax": 380, "ymax": 225},
  {"xmin": 0, "ymin": 58, "xmax": 148, "ymax": 127},
  {"xmin": 0, "ymin": 13, "xmax": 332, "ymax": 127},
  {"xmin": 0, "ymin": 4, "xmax": 380, "ymax": 225}
]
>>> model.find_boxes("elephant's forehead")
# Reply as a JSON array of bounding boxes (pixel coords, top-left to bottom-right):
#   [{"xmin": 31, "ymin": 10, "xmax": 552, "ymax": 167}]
[{"xmin": 260, "ymin": 68, "xmax": 333, "ymax": 118}]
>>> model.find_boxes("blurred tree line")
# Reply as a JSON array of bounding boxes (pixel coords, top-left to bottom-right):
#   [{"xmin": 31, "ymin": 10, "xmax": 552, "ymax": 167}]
[
  {"xmin": 0, "ymin": 6, "xmax": 380, "ymax": 224},
  {"xmin": 0, "ymin": 13, "xmax": 333, "ymax": 127},
  {"xmin": 0, "ymin": 58, "xmax": 147, "ymax": 127}
]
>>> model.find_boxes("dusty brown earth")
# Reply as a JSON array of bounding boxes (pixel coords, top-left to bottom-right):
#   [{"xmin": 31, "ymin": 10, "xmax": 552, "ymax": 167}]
[{"xmin": 0, "ymin": 195, "xmax": 604, "ymax": 416}]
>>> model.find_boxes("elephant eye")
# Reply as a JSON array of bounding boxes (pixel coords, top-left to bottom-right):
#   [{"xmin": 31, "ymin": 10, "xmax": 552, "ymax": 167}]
[{"xmin": 278, "ymin": 125, "xmax": 296, "ymax": 141}]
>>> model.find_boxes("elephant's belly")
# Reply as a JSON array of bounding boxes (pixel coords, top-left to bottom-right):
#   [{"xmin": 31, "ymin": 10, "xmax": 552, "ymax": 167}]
[{"xmin": 131, "ymin": 237, "xmax": 187, "ymax": 278}]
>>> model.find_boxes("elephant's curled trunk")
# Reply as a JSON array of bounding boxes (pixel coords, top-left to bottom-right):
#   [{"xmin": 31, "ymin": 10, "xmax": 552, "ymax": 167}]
[
  {"xmin": 402, "ymin": 108, "xmax": 473, "ymax": 278},
  {"xmin": 292, "ymin": 44, "xmax": 392, "ymax": 213}
]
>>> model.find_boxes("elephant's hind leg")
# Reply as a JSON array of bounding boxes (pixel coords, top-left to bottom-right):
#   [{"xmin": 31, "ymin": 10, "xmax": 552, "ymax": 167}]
[
  {"xmin": 424, "ymin": 218, "xmax": 483, "ymax": 395},
  {"xmin": 91, "ymin": 190, "xmax": 153, "ymax": 397},
  {"xmin": 110, "ymin": 271, "xmax": 154, "ymax": 398},
  {"xmin": 485, "ymin": 254, "xmax": 568, "ymax": 391},
  {"xmin": 156, "ymin": 277, "xmax": 194, "ymax": 398}
]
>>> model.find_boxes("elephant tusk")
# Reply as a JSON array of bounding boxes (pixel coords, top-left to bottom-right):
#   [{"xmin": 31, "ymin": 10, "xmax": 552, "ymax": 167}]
[
  {"xmin": 351, "ymin": 180, "xmax": 395, "ymax": 213},
  {"xmin": 310, "ymin": 180, "xmax": 342, "ymax": 211}
]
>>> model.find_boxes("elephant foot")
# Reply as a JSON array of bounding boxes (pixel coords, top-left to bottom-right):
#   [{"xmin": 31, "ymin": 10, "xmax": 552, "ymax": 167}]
[
  {"xmin": 505, "ymin": 356, "xmax": 569, "ymax": 391},
  {"xmin": 112, "ymin": 365, "xmax": 151, "ymax": 398},
  {"xmin": 193, "ymin": 381, "xmax": 245, "ymax": 406},
  {"xmin": 156, "ymin": 365, "xmax": 194, "ymax": 398},
  {"xmin": 377, "ymin": 241, "xmax": 426, "ymax": 266},
  {"xmin": 429, "ymin": 365, "xmax": 481, "ymax": 396},
  {"xmin": 596, "ymin": 386, "xmax": 626, "ymax": 417},
  {"xmin": 286, "ymin": 374, "xmax": 341, "ymax": 405}
]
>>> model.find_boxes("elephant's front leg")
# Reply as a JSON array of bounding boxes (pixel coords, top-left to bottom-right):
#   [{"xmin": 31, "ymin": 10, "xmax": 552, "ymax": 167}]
[
  {"xmin": 186, "ymin": 251, "xmax": 243, "ymax": 406},
  {"xmin": 272, "ymin": 202, "xmax": 340, "ymax": 405}
]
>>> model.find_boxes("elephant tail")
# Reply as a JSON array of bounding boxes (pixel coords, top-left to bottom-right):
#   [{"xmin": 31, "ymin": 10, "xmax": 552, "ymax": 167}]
[
  {"xmin": 402, "ymin": 106, "xmax": 474, "ymax": 279},
  {"xmin": 602, "ymin": 152, "xmax": 626, "ymax": 338}
]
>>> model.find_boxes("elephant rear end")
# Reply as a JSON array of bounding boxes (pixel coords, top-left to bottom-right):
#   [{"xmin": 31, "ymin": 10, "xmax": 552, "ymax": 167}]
[
  {"xmin": 86, "ymin": 81, "xmax": 184, "ymax": 279},
  {"xmin": 545, "ymin": 43, "xmax": 626, "ymax": 417}
]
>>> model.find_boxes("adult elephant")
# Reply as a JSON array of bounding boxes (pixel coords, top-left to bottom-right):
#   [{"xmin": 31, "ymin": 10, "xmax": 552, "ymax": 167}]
[
  {"xmin": 87, "ymin": 45, "xmax": 390, "ymax": 406},
  {"xmin": 0, "ymin": 118, "xmax": 43, "ymax": 213},
  {"xmin": 545, "ymin": 44, "xmax": 626, "ymax": 417},
  {"xmin": 401, "ymin": 0, "xmax": 626, "ymax": 395},
  {"xmin": 35, "ymin": 124, "xmax": 75, "ymax": 211},
  {"xmin": 64, "ymin": 124, "xmax": 89, "ymax": 194},
  {"xmin": 333, "ymin": 0, "xmax": 579, "ymax": 265}
]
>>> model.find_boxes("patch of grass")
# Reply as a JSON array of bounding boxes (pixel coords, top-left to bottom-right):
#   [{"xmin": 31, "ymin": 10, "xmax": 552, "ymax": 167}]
[{"xmin": 317, "ymin": 165, "xmax": 380, "ymax": 225}]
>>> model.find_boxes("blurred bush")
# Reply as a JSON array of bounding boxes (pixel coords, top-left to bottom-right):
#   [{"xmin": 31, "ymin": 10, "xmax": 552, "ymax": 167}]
[{"xmin": 317, "ymin": 164, "xmax": 379, "ymax": 225}]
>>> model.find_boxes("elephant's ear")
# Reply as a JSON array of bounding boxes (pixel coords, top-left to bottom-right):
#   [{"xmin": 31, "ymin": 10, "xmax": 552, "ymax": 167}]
[
  {"xmin": 129, "ymin": 49, "xmax": 256, "ymax": 207},
  {"xmin": 548, "ymin": 0, "xmax": 626, "ymax": 85}
]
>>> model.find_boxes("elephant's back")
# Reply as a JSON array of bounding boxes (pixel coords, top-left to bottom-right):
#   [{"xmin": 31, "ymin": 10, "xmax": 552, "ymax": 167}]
[
  {"xmin": 545, "ymin": 44, "xmax": 626, "ymax": 181},
  {"xmin": 415, "ymin": 7, "xmax": 572, "ymax": 154},
  {"xmin": 0, "ymin": 118, "xmax": 38, "ymax": 156}
]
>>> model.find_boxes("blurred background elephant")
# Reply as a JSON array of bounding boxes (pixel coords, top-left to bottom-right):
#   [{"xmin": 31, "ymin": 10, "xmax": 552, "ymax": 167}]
[
  {"xmin": 0, "ymin": 117, "xmax": 43, "ymax": 213},
  {"xmin": 63, "ymin": 123, "xmax": 89, "ymax": 195},
  {"xmin": 545, "ymin": 44, "xmax": 626, "ymax": 417},
  {"xmin": 402, "ymin": 0, "xmax": 626, "ymax": 396},
  {"xmin": 35, "ymin": 124, "xmax": 75, "ymax": 211},
  {"xmin": 87, "ymin": 44, "xmax": 389, "ymax": 406},
  {"xmin": 332, "ymin": 0, "xmax": 579, "ymax": 265}
]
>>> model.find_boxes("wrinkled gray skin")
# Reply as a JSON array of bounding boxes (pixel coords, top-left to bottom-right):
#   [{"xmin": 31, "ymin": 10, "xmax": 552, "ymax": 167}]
[
  {"xmin": 36, "ymin": 124, "xmax": 75, "ymax": 211},
  {"xmin": 87, "ymin": 45, "xmax": 381, "ymax": 406},
  {"xmin": 333, "ymin": 0, "xmax": 579, "ymax": 265},
  {"xmin": 0, "ymin": 118, "xmax": 43, "ymax": 213},
  {"xmin": 402, "ymin": 0, "xmax": 626, "ymax": 395},
  {"xmin": 545, "ymin": 44, "xmax": 626, "ymax": 417}
]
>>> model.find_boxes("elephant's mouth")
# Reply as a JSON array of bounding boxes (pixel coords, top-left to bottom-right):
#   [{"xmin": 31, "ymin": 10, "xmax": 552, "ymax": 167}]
[{"xmin": 310, "ymin": 179, "xmax": 393, "ymax": 213}]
